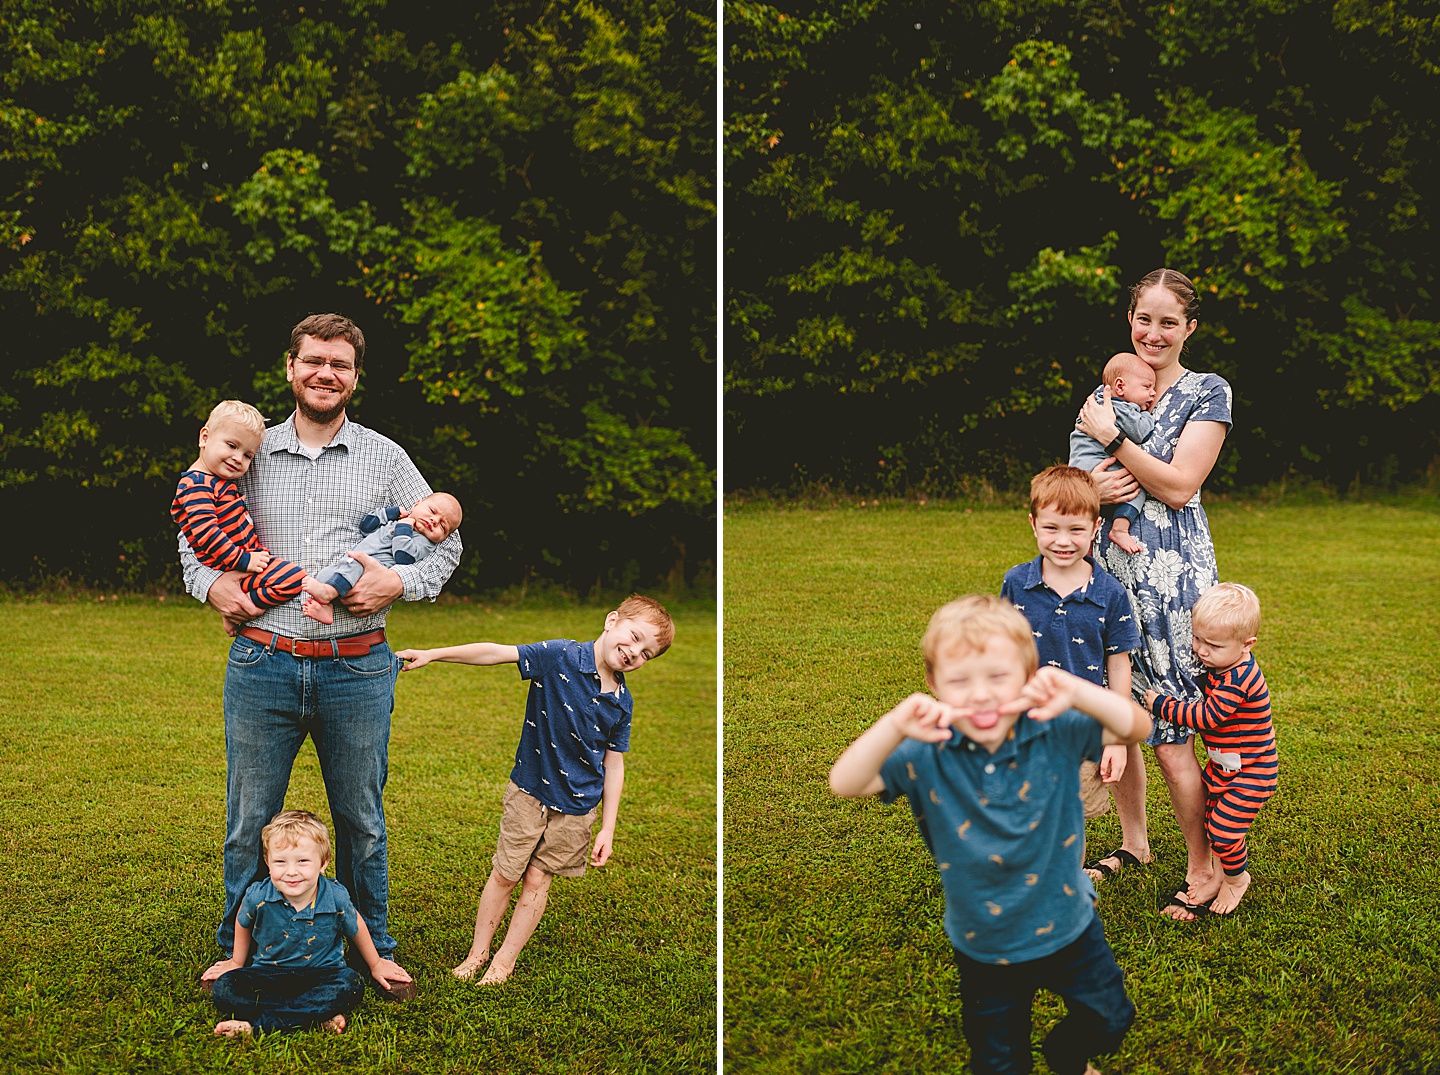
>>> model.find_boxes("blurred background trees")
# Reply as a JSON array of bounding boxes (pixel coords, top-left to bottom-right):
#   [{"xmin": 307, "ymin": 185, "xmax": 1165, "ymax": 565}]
[
  {"xmin": 1, "ymin": 0, "xmax": 714, "ymax": 593},
  {"xmin": 726, "ymin": 0, "xmax": 1439, "ymax": 497}
]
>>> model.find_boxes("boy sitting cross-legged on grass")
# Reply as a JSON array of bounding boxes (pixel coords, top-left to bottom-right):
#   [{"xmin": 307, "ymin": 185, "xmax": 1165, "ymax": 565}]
[
  {"xmin": 1001, "ymin": 465, "xmax": 1148, "ymax": 887},
  {"xmin": 1144, "ymin": 583, "xmax": 1278, "ymax": 920},
  {"xmin": 201, "ymin": 810, "xmax": 412, "ymax": 1038},
  {"xmin": 830, "ymin": 595, "xmax": 1151, "ymax": 1075},
  {"xmin": 395, "ymin": 594, "xmax": 674, "ymax": 984}
]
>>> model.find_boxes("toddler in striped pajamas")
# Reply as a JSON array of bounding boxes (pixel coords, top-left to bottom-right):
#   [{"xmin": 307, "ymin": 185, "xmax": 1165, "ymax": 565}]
[
  {"xmin": 1144, "ymin": 583, "xmax": 1277, "ymax": 917},
  {"xmin": 172, "ymin": 401, "xmax": 328, "ymax": 612}
]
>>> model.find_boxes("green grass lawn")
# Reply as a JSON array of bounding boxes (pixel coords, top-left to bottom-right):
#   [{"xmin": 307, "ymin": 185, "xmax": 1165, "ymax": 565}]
[
  {"xmin": 723, "ymin": 499, "xmax": 1440, "ymax": 1075},
  {"xmin": 0, "ymin": 598, "xmax": 716, "ymax": 1074}
]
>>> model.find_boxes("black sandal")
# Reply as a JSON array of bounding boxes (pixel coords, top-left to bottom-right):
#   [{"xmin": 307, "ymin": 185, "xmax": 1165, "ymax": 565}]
[{"xmin": 1083, "ymin": 848, "xmax": 1145, "ymax": 880}]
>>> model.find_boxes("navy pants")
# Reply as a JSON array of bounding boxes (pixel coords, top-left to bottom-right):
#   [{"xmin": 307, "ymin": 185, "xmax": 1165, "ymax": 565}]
[
  {"xmin": 212, "ymin": 965, "xmax": 365, "ymax": 1034},
  {"xmin": 952, "ymin": 912, "xmax": 1135, "ymax": 1075}
]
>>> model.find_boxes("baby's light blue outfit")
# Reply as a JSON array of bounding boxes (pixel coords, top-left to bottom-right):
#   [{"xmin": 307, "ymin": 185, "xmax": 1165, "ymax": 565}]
[
  {"xmin": 1069, "ymin": 386, "xmax": 1156, "ymax": 525},
  {"xmin": 318, "ymin": 507, "xmax": 436, "ymax": 597}
]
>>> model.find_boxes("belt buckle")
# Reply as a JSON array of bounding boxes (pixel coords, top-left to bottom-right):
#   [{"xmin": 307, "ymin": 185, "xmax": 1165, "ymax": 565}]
[{"xmin": 291, "ymin": 636, "xmax": 317, "ymax": 658}]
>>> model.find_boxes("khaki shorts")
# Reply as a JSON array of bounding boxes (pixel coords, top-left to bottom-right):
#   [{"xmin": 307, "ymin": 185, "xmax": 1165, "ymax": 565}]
[
  {"xmin": 1079, "ymin": 760, "xmax": 1112, "ymax": 820},
  {"xmin": 492, "ymin": 781, "xmax": 598, "ymax": 882}
]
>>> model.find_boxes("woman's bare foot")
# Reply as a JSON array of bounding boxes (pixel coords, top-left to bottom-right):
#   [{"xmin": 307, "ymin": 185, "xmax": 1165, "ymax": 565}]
[
  {"xmin": 478, "ymin": 958, "xmax": 515, "ymax": 985},
  {"xmin": 321, "ymin": 1013, "xmax": 347, "ymax": 1034},
  {"xmin": 1083, "ymin": 847, "xmax": 1152, "ymax": 885},
  {"xmin": 1161, "ymin": 873, "xmax": 1221, "ymax": 921},
  {"xmin": 452, "ymin": 951, "xmax": 490, "ymax": 979},
  {"xmin": 214, "ymin": 1020, "xmax": 253, "ymax": 1039},
  {"xmin": 1210, "ymin": 870, "xmax": 1251, "ymax": 915}
]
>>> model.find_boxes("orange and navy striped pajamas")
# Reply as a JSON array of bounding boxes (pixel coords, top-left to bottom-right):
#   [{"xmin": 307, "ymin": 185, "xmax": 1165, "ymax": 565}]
[
  {"xmin": 171, "ymin": 470, "xmax": 306, "ymax": 609},
  {"xmin": 1151, "ymin": 656, "xmax": 1277, "ymax": 876}
]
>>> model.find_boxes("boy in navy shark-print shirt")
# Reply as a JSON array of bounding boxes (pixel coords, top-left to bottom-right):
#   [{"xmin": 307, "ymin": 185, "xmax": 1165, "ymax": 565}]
[{"xmin": 396, "ymin": 595, "xmax": 674, "ymax": 984}]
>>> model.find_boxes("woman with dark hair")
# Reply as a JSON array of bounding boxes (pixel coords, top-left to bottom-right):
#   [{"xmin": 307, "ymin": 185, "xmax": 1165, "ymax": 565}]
[{"xmin": 1075, "ymin": 268, "xmax": 1233, "ymax": 921}]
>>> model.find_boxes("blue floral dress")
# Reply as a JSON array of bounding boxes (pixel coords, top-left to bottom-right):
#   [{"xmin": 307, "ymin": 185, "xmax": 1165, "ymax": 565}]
[{"xmin": 1096, "ymin": 370, "xmax": 1232, "ymax": 746}]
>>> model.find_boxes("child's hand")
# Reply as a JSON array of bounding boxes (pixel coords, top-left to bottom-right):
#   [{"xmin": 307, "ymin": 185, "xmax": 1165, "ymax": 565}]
[
  {"xmin": 1143, "ymin": 688, "xmax": 1159, "ymax": 710},
  {"xmin": 395, "ymin": 649, "xmax": 430, "ymax": 670},
  {"xmin": 887, "ymin": 693, "xmax": 960, "ymax": 744},
  {"xmin": 590, "ymin": 827, "xmax": 615, "ymax": 867},
  {"xmin": 246, "ymin": 551, "xmax": 271, "ymax": 573},
  {"xmin": 200, "ymin": 957, "xmax": 243, "ymax": 982},
  {"xmin": 1099, "ymin": 743, "xmax": 1128, "ymax": 783},
  {"xmin": 370, "ymin": 958, "xmax": 412, "ymax": 991},
  {"xmin": 1002, "ymin": 666, "xmax": 1079, "ymax": 722}
]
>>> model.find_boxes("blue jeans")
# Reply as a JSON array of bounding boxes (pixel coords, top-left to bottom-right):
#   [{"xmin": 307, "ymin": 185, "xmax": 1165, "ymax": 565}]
[
  {"xmin": 212, "ymin": 964, "xmax": 364, "ymax": 1034},
  {"xmin": 952, "ymin": 912, "xmax": 1135, "ymax": 1075},
  {"xmin": 219, "ymin": 636, "xmax": 399, "ymax": 957}
]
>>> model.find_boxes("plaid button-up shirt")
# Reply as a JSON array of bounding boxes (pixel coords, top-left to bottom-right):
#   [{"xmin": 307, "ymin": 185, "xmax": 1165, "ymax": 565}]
[{"xmin": 179, "ymin": 414, "xmax": 461, "ymax": 638}]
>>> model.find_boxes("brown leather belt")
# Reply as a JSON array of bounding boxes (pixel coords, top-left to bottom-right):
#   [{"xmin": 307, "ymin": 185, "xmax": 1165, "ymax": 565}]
[{"xmin": 238, "ymin": 626, "xmax": 387, "ymax": 658}]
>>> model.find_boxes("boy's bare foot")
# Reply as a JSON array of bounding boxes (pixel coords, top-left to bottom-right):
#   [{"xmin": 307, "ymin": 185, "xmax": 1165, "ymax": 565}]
[
  {"xmin": 478, "ymin": 959, "xmax": 515, "ymax": 985},
  {"xmin": 214, "ymin": 1020, "xmax": 253, "ymax": 1039},
  {"xmin": 1210, "ymin": 870, "xmax": 1251, "ymax": 915},
  {"xmin": 301, "ymin": 596, "xmax": 335, "ymax": 625},
  {"xmin": 452, "ymin": 951, "xmax": 490, "ymax": 979},
  {"xmin": 321, "ymin": 1013, "xmax": 347, "ymax": 1035},
  {"xmin": 1109, "ymin": 529, "xmax": 1143, "ymax": 554}
]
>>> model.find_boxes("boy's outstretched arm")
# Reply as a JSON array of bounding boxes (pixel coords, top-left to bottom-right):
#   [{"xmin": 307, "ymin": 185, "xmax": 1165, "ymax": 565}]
[
  {"xmin": 590, "ymin": 750, "xmax": 625, "ymax": 866},
  {"xmin": 351, "ymin": 913, "xmax": 412, "ymax": 991},
  {"xmin": 830, "ymin": 693, "xmax": 956, "ymax": 799},
  {"xmin": 396, "ymin": 642, "xmax": 520, "ymax": 670},
  {"xmin": 1005, "ymin": 667, "xmax": 1151, "ymax": 745}
]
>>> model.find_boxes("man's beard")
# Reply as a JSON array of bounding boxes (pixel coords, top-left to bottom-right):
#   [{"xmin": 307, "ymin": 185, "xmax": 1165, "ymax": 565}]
[{"xmin": 294, "ymin": 383, "xmax": 350, "ymax": 425}]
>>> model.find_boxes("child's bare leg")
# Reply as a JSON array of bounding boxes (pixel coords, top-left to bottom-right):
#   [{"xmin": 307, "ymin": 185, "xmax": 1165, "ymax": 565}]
[
  {"xmin": 454, "ymin": 869, "xmax": 520, "ymax": 978},
  {"xmin": 481, "ymin": 864, "xmax": 555, "ymax": 984},
  {"xmin": 1108, "ymin": 518, "xmax": 1143, "ymax": 554},
  {"xmin": 1210, "ymin": 870, "xmax": 1252, "ymax": 915},
  {"xmin": 213, "ymin": 1020, "xmax": 253, "ymax": 1038},
  {"xmin": 301, "ymin": 578, "xmax": 338, "ymax": 624}
]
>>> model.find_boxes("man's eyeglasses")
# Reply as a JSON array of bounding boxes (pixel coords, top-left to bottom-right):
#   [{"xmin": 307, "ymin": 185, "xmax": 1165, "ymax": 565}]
[{"xmin": 294, "ymin": 355, "xmax": 356, "ymax": 374}]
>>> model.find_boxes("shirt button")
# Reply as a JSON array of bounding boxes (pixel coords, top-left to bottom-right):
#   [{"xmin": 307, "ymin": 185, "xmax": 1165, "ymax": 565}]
[{"xmin": 985, "ymin": 763, "xmax": 996, "ymax": 774}]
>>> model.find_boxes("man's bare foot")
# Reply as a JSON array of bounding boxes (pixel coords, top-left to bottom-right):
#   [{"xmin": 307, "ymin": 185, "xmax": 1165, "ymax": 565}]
[
  {"xmin": 1210, "ymin": 870, "xmax": 1251, "ymax": 915},
  {"xmin": 452, "ymin": 951, "xmax": 490, "ymax": 979},
  {"xmin": 478, "ymin": 958, "xmax": 515, "ymax": 985},
  {"xmin": 1109, "ymin": 529, "xmax": 1143, "ymax": 554},
  {"xmin": 214, "ymin": 1020, "xmax": 253, "ymax": 1039},
  {"xmin": 302, "ymin": 596, "xmax": 335, "ymax": 625},
  {"xmin": 321, "ymin": 1013, "xmax": 347, "ymax": 1035}
]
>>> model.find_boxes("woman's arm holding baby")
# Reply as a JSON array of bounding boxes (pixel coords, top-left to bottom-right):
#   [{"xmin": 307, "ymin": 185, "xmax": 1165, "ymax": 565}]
[
  {"xmin": 397, "ymin": 642, "xmax": 520, "ymax": 669},
  {"xmin": 1079, "ymin": 387, "xmax": 1226, "ymax": 510}
]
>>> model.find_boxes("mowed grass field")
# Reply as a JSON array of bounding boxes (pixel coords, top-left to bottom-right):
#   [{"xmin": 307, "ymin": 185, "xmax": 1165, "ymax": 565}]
[
  {"xmin": 724, "ymin": 499, "xmax": 1440, "ymax": 1075},
  {"xmin": 0, "ymin": 598, "xmax": 715, "ymax": 1074}
]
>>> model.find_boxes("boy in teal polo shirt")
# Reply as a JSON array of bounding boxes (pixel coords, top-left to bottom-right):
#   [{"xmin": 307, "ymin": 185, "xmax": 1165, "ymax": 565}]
[
  {"xmin": 830, "ymin": 595, "xmax": 1151, "ymax": 1075},
  {"xmin": 201, "ymin": 810, "xmax": 412, "ymax": 1037}
]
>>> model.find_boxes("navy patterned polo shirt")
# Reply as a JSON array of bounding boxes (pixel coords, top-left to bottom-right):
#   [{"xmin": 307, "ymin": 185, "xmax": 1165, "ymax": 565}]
[
  {"xmin": 1001, "ymin": 555, "xmax": 1140, "ymax": 687},
  {"xmin": 511, "ymin": 639, "xmax": 633, "ymax": 814}
]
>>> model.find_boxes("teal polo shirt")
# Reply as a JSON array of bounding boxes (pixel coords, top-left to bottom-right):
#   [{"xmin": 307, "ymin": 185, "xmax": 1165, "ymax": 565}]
[
  {"xmin": 238, "ymin": 875, "xmax": 359, "ymax": 969},
  {"xmin": 880, "ymin": 710, "xmax": 1103, "ymax": 964}
]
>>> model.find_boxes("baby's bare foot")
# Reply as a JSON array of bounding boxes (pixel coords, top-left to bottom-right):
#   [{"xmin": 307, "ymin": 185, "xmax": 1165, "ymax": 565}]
[
  {"xmin": 301, "ymin": 596, "xmax": 335, "ymax": 625},
  {"xmin": 1210, "ymin": 871, "xmax": 1251, "ymax": 915},
  {"xmin": 1110, "ymin": 530, "xmax": 1143, "ymax": 554},
  {"xmin": 214, "ymin": 1020, "xmax": 253, "ymax": 1039},
  {"xmin": 478, "ymin": 959, "xmax": 515, "ymax": 985},
  {"xmin": 321, "ymin": 1013, "xmax": 347, "ymax": 1034},
  {"xmin": 452, "ymin": 951, "xmax": 490, "ymax": 980}
]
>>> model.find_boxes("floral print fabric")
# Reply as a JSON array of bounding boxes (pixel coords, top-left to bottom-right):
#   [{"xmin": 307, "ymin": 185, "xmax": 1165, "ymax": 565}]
[{"xmin": 1097, "ymin": 370, "xmax": 1232, "ymax": 746}]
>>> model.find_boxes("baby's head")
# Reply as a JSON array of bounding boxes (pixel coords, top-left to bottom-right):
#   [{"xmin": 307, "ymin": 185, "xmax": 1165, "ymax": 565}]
[
  {"xmin": 1189, "ymin": 583, "xmax": 1261, "ymax": 673},
  {"xmin": 922, "ymin": 595, "xmax": 1039, "ymax": 752},
  {"xmin": 196, "ymin": 400, "xmax": 267, "ymax": 481},
  {"xmin": 1103, "ymin": 352, "xmax": 1158, "ymax": 410},
  {"xmin": 409, "ymin": 492, "xmax": 463, "ymax": 543},
  {"xmin": 596, "ymin": 594, "xmax": 675, "ymax": 674},
  {"xmin": 260, "ymin": 810, "xmax": 331, "ymax": 904}
]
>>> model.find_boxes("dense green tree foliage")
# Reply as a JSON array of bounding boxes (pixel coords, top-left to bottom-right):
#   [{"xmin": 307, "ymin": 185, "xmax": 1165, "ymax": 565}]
[
  {"xmin": 1, "ymin": 0, "xmax": 714, "ymax": 591},
  {"xmin": 726, "ymin": 0, "xmax": 1440, "ymax": 494}
]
